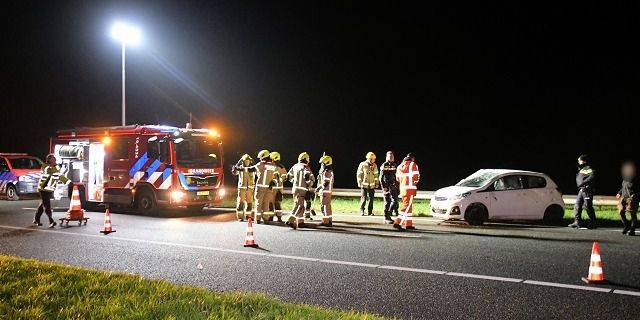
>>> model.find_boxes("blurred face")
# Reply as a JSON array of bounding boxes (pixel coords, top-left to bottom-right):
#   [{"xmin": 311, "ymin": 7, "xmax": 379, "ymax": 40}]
[
  {"xmin": 386, "ymin": 152, "xmax": 394, "ymax": 162},
  {"xmin": 243, "ymin": 159, "xmax": 251, "ymax": 166},
  {"xmin": 622, "ymin": 162, "xmax": 636, "ymax": 179},
  {"xmin": 578, "ymin": 158, "xmax": 586, "ymax": 166},
  {"xmin": 46, "ymin": 156, "xmax": 56, "ymax": 166}
]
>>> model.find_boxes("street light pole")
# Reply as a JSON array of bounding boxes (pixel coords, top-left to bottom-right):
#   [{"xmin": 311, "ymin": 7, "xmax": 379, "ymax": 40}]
[
  {"xmin": 110, "ymin": 21, "xmax": 141, "ymax": 127},
  {"xmin": 121, "ymin": 43, "xmax": 126, "ymax": 126}
]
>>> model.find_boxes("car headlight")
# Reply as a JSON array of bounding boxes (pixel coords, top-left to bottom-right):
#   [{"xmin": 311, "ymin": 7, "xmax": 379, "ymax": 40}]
[
  {"xmin": 217, "ymin": 188, "xmax": 226, "ymax": 197},
  {"xmin": 18, "ymin": 176, "xmax": 27, "ymax": 182},
  {"xmin": 170, "ymin": 190, "xmax": 186, "ymax": 203},
  {"xmin": 449, "ymin": 192, "xmax": 471, "ymax": 200}
]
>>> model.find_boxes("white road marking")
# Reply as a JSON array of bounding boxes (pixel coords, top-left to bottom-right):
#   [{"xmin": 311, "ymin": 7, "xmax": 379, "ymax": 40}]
[
  {"xmin": 378, "ymin": 265, "xmax": 446, "ymax": 275},
  {"xmin": 320, "ymin": 259, "xmax": 380, "ymax": 268},
  {"xmin": 0, "ymin": 224, "xmax": 636, "ymax": 297},
  {"xmin": 523, "ymin": 280, "xmax": 612, "ymax": 293},
  {"xmin": 613, "ymin": 289, "xmax": 640, "ymax": 297},
  {"xmin": 446, "ymin": 272, "xmax": 523, "ymax": 283}
]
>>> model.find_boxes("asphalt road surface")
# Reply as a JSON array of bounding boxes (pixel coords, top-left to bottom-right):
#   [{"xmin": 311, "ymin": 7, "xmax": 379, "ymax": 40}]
[{"xmin": 1, "ymin": 199, "xmax": 639, "ymax": 319}]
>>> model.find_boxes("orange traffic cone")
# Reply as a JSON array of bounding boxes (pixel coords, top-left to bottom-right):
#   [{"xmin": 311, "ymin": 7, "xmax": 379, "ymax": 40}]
[
  {"xmin": 66, "ymin": 185, "xmax": 85, "ymax": 220},
  {"xmin": 100, "ymin": 208, "xmax": 115, "ymax": 234},
  {"xmin": 243, "ymin": 217, "xmax": 258, "ymax": 248},
  {"xmin": 582, "ymin": 241, "xmax": 606, "ymax": 284}
]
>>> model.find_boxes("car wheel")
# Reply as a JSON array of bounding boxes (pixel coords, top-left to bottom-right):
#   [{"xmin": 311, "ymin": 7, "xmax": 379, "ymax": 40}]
[
  {"xmin": 6, "ymin": 184, "xmax": 19, "ymax": 201},
  {"xmin": 136, "ymin": 189, "xmax": 157, "ymax": 216},
  {"xmin": 543, "ymin": 204, "xmax": 564, "ymax": 225},
  {"xmin": 464, "ymin": 204, "xmax": 488, "ymax": 226}
]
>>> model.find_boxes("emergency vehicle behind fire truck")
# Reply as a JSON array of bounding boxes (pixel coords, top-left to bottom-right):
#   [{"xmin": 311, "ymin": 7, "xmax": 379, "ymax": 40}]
[{"xmin": 49, "ymin": 124, "xmax": 225, "ymax": 214}]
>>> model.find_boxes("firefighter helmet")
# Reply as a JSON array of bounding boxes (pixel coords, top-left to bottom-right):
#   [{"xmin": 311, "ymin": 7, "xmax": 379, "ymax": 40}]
[
  {"xmin": 298, "ymin": 152, "xmax": 310, "ymax": 162},
  {"xmin": 366, "ymin": 152, "xmax": 376, "ymax": 160},
  {"xmin": 240, "ymin": 154, "xmax": 252, "ymax": 162},
  {"xmin": 270, "ymin": 151, "xmax": 281, "ymax": 162},
  {"xmin": 257, "ymin": 150, "xmax": 270, "ymax": 160},
  {"xmin": 319, "ymin": 154, "xmax": 333, "ymax": 166}
]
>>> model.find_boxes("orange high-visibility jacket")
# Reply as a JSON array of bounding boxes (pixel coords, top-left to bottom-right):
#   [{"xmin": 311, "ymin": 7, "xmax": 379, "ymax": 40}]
[{"xmin": 396, "ymin": 160, "xmax": 420, "ymax": 196}]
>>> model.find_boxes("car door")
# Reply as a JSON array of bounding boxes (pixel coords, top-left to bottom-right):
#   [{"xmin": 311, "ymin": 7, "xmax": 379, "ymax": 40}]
[
  {"xmin": 488, "ymin": 174, "xmax": 524, "ymax": 219},
  {"xmin": 520, "ymin": 175, "xmax": 549, "ymax": 219}
]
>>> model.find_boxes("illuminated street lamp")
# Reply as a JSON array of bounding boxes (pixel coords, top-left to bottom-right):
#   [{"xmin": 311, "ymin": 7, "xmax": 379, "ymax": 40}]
[{"xmin": 110, "ymin": 22, "xmax": 142, "ymax": 126}]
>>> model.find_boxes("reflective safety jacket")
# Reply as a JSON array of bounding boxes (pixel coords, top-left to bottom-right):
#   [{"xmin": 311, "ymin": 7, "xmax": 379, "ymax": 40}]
[
  {"xmin": 576, "ymin": 165, "xmax": 595, "ymax": 191},
  {"xmin": 379, "ymin": 160, "xmax": 398, "ymax": 189},
  {"xmin": 38, "ymin": 165, "xmax": 69, "ymax": 192},
  {"xmin": 356, "ymin": 161, "xmax": 379, "ymax": 189},
  {"xmin": 287, "ymin": 162, "xmax": 314, "ymax": 192},
  {"xmin": 254, "ymin": 160, "xmax": 278, "ymax": 189},
  {"xmin": 396, "ymin": 160, "xmax": 420, "ymax": 196},
  {"xmin": 232, "ymin": 164, "xmax": 255, "ymax": 189},
  {"xmin": 317, "ymin": 168, "xmax": 334, "ymax": 194},
  {"xmin": 273, "ymin": 162, "xmax": 288, "ymax": 191}
]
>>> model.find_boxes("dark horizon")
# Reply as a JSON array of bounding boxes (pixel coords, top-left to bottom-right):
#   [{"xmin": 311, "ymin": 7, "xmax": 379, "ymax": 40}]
[{"xmin": 1, "ymin": 1, "xmax": 637, "ymax": 194}]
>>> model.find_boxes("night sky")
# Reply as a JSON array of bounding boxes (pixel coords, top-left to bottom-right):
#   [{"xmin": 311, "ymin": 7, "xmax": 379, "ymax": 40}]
[{"xmin": 1, "ymin": 1, "xmax": 637, "ymax": 194}]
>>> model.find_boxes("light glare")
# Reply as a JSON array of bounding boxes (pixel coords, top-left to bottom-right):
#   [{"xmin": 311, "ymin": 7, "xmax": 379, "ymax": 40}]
[{"xmin": 110, "ymin": 22, "xmax": 142, "ymax": 46}]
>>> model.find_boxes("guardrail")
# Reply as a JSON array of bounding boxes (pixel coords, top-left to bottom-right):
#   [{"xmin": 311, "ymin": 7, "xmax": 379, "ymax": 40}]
[{"xmin": 277, "ymin": 188, "xmax": 619, "ymax": 206}]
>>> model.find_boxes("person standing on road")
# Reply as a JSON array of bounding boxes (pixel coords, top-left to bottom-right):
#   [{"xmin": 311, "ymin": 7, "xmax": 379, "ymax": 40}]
[
  {"xmin": 253, "ymin": 150, "xmax": 278, "ymax": 224},
  {"xmin": 270, "ymin": 151, "xmax": 287, "ymax": 222},
  {"xmin": 316, "ymin": 154, "xmax": 335, "ymax": 227},
  {"xmin": 356, "ymin": 152, "xmax": 379, "ymax": 216},
  {"xmin": 394, "ymin": 153, "xmax": 420, "ymax": 231},
  {"xmin": 303, "ymin": 159, "xmax": 316, "ymax": 221},
  {"xmin": 380, "ymin": 151, "xmax": 399, "ymax": 223},
  {"xmin": 33, "ymin": 154, "xmax": 69, "ymax": 228},
  {"xmin": 569, "ymin": 154, "xmax": 597, "ymax": 229},
  {"xmin": 231, "ymin": 154, "xmax": 256, "ymax": 221},
  {"xmin": 617, "ymin": 161, "xmax": 638, "ymax": 236},
  {"xmin": 285, "ymin": 152, "xmax": 314, "ymax": 229}
]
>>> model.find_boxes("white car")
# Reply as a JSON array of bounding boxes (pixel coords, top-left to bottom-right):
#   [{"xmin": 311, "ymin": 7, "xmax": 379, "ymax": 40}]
[{"xmin": 430, "ymin": 169, "xmax": 565, "ymax": 225}]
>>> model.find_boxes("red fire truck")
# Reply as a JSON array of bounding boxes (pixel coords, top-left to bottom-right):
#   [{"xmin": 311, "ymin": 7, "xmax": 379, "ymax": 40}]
[{"xmin": 49, "ymin": 124, "xmax": 225, "ymax": 214}]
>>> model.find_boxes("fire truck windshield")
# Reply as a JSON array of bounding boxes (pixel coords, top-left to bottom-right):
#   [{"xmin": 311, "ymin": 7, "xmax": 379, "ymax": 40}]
[{"xmin": 175, "ymin": 138, "xmax": 221, "ymax": 168}]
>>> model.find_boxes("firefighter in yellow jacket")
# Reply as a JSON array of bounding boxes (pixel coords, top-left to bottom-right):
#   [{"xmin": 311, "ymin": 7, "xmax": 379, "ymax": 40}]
[
  {"xmin": 33, "ymin": 154, "xmax": 70, "ymax": 228},
  {"xmin": 356, "ymin": 152, "xmax": 379, "ymax": 216},
  {"xmin": 270, "ymin": 151, "xmax": 287, "ymax": 222},
  {"xmin": 286, "ymin": 152, "xmax": 314, "ymax": 229},
  {"xmin": 316, "ymin": 154, "xmax": 334, "ymax": 226},
  {"xmin": 253, "ymin": 150, "xmax": 278, "ymax": 223},
  {"xmin": 231, "ymin": 154, "xmax": 255, "ymax": 221}
]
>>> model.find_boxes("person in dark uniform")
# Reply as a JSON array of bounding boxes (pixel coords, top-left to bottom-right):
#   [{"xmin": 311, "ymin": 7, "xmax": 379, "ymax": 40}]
[
  {"xmin": 617, "ymin": 161, "xmax": 638, "ymax": 236},
  {"xmin": 569, "ymin": 154, "xmax": 597, "ymax": 229},
  {"xmin": 380, "ymin": 151, "xmax": 399, "ymax": 223}
]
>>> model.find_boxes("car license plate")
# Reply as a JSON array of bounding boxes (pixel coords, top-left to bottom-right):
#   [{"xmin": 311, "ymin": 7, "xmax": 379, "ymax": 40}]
[{"xmin": 197, "ymin": 191, "xmax": 210, "ymax": 196}]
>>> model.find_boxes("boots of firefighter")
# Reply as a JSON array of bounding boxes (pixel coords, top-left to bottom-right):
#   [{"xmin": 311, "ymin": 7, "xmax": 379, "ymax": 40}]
[
  {"xmin": 305, "ymin": 210, "xmax": 313, "ymax": 221},
  {"xmin": 393, "ymin": 214, "xmax": 405, "ymax": 231},
  {"xmin": 384, "ymin": 211, "xmax": 394, "ymax": 224},
  {"xmin": 285, "ymin": 214, "xmax": 297, "ymax": 229}
]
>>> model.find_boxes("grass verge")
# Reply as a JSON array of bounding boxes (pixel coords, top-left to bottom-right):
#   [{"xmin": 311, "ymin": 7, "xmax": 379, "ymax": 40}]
[{"xmin": 0, "ymin": 255, "xmax": 387, "ymax": 320}]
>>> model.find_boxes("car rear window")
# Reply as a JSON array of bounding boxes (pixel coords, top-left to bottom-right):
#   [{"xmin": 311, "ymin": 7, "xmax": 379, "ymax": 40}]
[{"xmin": 525, "ymin": 175, "xmax": 547, "ymax": 189}]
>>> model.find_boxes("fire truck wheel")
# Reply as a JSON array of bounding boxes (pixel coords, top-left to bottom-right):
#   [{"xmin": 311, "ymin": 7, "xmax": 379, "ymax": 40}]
[
  {"xmin": 136, "ymin": 189, "xmax": 157, "ymax": 215},
  {"xmin": 6, "ymin": 185, "xmax": 19, "ymax": 201}
]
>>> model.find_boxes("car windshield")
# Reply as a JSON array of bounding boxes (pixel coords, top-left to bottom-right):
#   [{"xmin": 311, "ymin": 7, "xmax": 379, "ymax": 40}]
[
  {"xmin": 9, "ymin": 157, "xmax": 42, "ymax": 169},
  {"xmin": 175, "ymin": 137, "xmax": 221, "ymax": 168},
  {"xmin": 456, "ymin": 171, "xmax": 500, "ymax": 188}
]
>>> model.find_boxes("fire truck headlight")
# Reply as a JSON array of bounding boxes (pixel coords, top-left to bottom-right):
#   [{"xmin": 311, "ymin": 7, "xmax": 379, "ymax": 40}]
[
  {"xmin": 217, "ymin": 188, "xmax": 226, "ymax": 197},
  {"xmin": 171, "ymin": 190, "xmax": 186, "ymax": 203}
]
